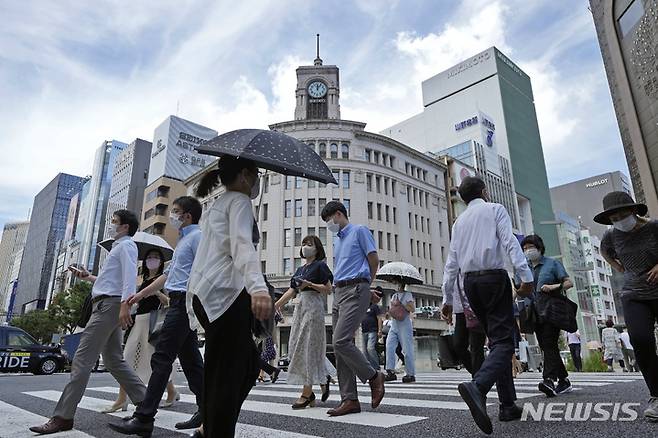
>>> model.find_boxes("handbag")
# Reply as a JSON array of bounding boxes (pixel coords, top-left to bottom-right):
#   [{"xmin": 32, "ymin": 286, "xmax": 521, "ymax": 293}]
[
  {"xmin": 389, "ymin": 294, "xmax": 409, "ymax": 321},
  {"xmin": 456, "ymin": 275, "xmax": 481, "ymax": 330},
  {"xmin": 518, "ymin": 299, "xmax": 537, "ymax": 334},
  {"xmin": 148, "ymin": 305, "xmax": 168, "ymax": 345},
  {"xmin": 536, "ymin": 293, "xmax": 578, "ymax": 332},
  {"xmin": 76, "ymin": 293, "xmax": 93, "ymax": 328},
  {"xmin": 252, "ymin": 275, "xmax": 276, "ymax": 340}
]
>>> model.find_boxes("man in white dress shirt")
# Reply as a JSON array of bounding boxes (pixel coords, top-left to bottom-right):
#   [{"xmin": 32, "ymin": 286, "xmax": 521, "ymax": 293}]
[
  {"xmin": 30, "ymin": 210, "xmax": 146, "ymax": 435},
  {"xmin": 441, "ymin": 176, "xmax": 533, "ymax": 435}
]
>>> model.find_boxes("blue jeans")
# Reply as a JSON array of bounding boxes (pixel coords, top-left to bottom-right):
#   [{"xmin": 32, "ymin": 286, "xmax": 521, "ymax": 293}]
[
  {"xmin": 385, "ymin": 317, "xmax": 415, "ymax": 376},
  {"xmin": 361, "ymin": 331, "xmax": 380, "ymax": 370}
]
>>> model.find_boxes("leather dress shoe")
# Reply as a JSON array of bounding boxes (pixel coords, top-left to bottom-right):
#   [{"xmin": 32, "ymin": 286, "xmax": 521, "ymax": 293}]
[
  {"xmin": 369, "ymin": 371, "xmax": 385, "ymax": 408},
  {"xmin": 499, "ymin": 403, "xmax": 523, "ymax": 422},
  {"xmin": 458, "ymin": 381, "xmax": 492, "ymax": 435},
  {"xmin": 29, "ymin": 416, "xmax": 74, "ymax": 434},
  {"xmin": 327, "ymin": 400, "xmax": 361, "ymax": 416},
  {"xmin": 175, "ymin": 411, "xmax": 202, "ymax": 430},
  {"xmin": 107, "ymin": 416, "xmax": 154, "ymax": 437}
]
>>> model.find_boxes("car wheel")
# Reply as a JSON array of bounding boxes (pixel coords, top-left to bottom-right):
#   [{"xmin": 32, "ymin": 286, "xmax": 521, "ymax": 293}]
[{"xmin": 37, "ymin": 358, "xmax": 58, "ymax": 375}]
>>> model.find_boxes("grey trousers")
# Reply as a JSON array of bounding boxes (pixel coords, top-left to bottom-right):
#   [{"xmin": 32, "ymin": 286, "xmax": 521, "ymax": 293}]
[
  {"xmin": 54, "ymin": 296, "xmax": 146, "ymax": 419},
  {"xmin": 332, "ymin": 282, "xmax": 376, "ymax": 402}
]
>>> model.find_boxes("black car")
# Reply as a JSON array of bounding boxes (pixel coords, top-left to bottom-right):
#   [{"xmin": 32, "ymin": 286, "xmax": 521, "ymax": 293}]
[{"xmin": 0, "ymin": 325, "xmax": 66, "ymax": 375}]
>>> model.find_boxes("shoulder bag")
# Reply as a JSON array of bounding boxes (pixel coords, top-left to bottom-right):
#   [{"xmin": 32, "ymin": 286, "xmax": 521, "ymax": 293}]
[
  {"xmin": 148, "ymin": 304, "xmax": 168, "ymax": 345},
  {"xmin": 389, "ymin": 294, "xmax": 409, "ymax": 321}
]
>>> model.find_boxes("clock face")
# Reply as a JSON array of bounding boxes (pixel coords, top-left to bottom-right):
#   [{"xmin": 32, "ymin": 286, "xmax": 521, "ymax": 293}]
[{"xmin": 308, "ymin": 81, "xmax": 327, "ymax": 98}]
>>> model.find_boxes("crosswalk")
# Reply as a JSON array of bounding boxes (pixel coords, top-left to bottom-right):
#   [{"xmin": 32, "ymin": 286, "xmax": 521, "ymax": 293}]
[{"xmin": 2, "ymin": 372, "xmax": 646, "ymax": 437}]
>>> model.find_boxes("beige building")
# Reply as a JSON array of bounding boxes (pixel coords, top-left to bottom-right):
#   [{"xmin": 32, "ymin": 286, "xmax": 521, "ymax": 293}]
[
  {"xmin": 589, "ymin": 0, "xmax": 658, "ymax": 215},
  {"xmin": 185, "ymin": 54, "xmax": 452, "ymax": 370},
  {"xmin": 0, "ymin": 221, "xmax": 29, "ymax": 315},
  {"xmin": 141, "ymin": 176, "xmax": 188, "ymax": 248}
]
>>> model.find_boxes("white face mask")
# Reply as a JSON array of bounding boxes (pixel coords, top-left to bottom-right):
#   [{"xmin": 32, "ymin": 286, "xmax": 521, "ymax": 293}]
[
  {"xmin": 109, "ymin": 223, "xmax": 121, "ymax": 239},
  {"xmin": 169, "ymin": 212, "xmax": 183, "ymax": 230},
  {"xmin": 145, "ymin": 258, "xmax": 160, "ymax": 271},
  {"xmin": 249, "ymin": 174, "xmax": 261, "ymax": 200},
  {"xmin": 326, "ymin": 218, "xmax": 340, "ymax": 234},
  {"xmin": 302, "ymin": 245, "xmax": 317, "ymax": 258},
  {"xmin": 524, "ymin": 248, "xmax": 541, "ymax": 262},
  {"xmin": 612, "ymin": 215, "xmax": 637, "ymax": 232}
]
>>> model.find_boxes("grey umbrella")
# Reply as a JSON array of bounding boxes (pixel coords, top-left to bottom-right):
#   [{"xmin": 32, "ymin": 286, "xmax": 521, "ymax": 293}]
[
  {"xmin": 196, "ymin": 129, "xmax": 337, "ymax": 185},
  {"xmin": 98, "ymin": 232, "xmax": 174, "ymax": 261},
  {"xmin": 376, "ymin": 262, "xmax": 424, "ymax": 285}
]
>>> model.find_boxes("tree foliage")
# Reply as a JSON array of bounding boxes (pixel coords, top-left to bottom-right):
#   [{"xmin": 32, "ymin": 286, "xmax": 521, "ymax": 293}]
[{"xmin": 10, "ymin": 310, "xmax": 61, "ymax": 344}]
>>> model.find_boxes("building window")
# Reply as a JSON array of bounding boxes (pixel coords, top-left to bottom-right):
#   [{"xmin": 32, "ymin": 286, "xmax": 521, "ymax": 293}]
[
  {"xmin": 378, "ymin": 231, "xmax": 383, "ymax": 249},
  {"xmin": 319, "ymin": 227, "xmax": 327, "ymax": 245},
  {"xmin": 408, "ymin": 212, "xmax": 412, "ymax": 229},
  {"xmin": 342, "ymin": 171, "xmax": 350, "ymax": 189},
  {"xmin": 618, "ymin": 0, "xmax": 645, "ymax": 37},
  {"xmin": 330, "ymin": 143, "xmax": 338, "ymax": 159},
  {"xmin": 376, "ymin": 176, "xmax": 381, "ymax": 193},
  {"xmin": 285, "ymin": 200, "xmax": 292, "ymax": 218},
  {"xmin": 366, "ymin": 174, "xmax": 372, "ymax": 192},
  {"xmin": 419, "ymin": 190, "xmax": 424, "ymax": 207},
  {"xmin": 262, "ymin": 231, "xmax": 267, "ymax": 250},
  {"xmin": 319, "ymin": 198, "xmax": 327, "ymax": 213},
  {"xmin": 391, "ymin": 180, "xmax": 396, "ymax": 197},
  {"xmin": 295, "ymin": 199, "xmax": 303, "ymax": 217},
  {"xmin": 395, "ymin": 234, "xmax": 398, "ymax": 252},
  {"xmin": 319, "ymin": 143, "xmax": 326, "ymax": 158},
  {"xmin": 308, "ymin": 178, "xmax": 316, "ymax": 188},
  {"xmin": 308, "ymin": 199, "xmax": 316, "ymax": 216},
  {"xmin": 368, "ymin": 202, "xmax": 373, "ymax": 219},
  {"xmin": 332, "ymin": 170, "xmax": 339, "ymax": 187},
  {"xmin": 285, "ymin": 176, "xmax": 294, "ymax": 190},
  {"xmin": 599, "ymin": 273, "xmax": 605, "ymax": 282},
  {"xmin": 262, "ymin": 203, "xmax": 268, "ymax": 221},
  {"xmin": 427, "ymin": 218, "xmax": 430, "ymax": 234},
  {"xmin": 261, "ymin": 260, "xmax": 267, "ymax": 273},
  {"xmin": 341, "ymin": 143, "xmax": 349, "ymax": 159},
  {"xmin": 365, "ymin": 149, "xmax": 372, "ymax": 162},
  {"xmin": 384, "ymin": 178, "xmax": 389, "ymax": 195},
  {"xmin": 407, "ymin": 186, "xmax": 411, "ymax": 202},
  {"xmin": 377, "ymin": 203, "xmax": 382, "ymax": 221},
  {"xmin": 387, "ymin": 233, "xmax": 391, "ymax": 251},
  {"xmin": 429, "ymin": 243, "xmax": 432, "ymax": 260},
  {"xmin": 385, "ymin": 206, "xmax": 390, "ymax": 222},
  {"xmin": 410, "ymin": 239, "xmax": 414, "ymax": 256},
  {"xmin": 284, "ymin": 229, "xmax": 291, "ymax": 247},
  {"xmin": 423, "ymin": 242, "xmax": 427, "ymax": 258},
  {"xmin": 263, "ymin": 175, "xmax": 269, "ymax": 193},
  {"xmin": 294, "ymin": 228, "xmax": 302, "ymax": 246},
  {"xmin": 307, "ymin": 227, "xmax": 316, "ymax": 237},
  {"xmin": 415, "ymin": 214, "xmax": 418, "ymax": 230},
  {"xmin": 390, "ymin": 156, "xmax": 395, "ymax": 168},
  {"xmin": 295, "ymin": 177, "xmax": 303, "ymax": 189},
  {"xmin": 343, "ymin": 199, "xmax": 350, "ymax": 215},
  {"xmin": 374, "ymin": 151, "xmax": 380, "ymax": 164},
  {"xmin": 421, "ymin": 216, "xmax": 425, "ymax": 233},
  {"xmin": 283, "ymin": 258, "xmax": 291, "ymax": 274},
  {"xmin": 294, "ymin": 258, "xmax": 302, "ymax": 270},
  {"xmin": 393, "ymin": 207, "xmax": 397, "ymax": 224}
]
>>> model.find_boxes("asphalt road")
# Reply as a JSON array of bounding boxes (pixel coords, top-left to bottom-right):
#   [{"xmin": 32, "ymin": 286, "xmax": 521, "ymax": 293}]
[{"xmin": 1, "ymin": 370, "xmax": 656, "ymax": 437}]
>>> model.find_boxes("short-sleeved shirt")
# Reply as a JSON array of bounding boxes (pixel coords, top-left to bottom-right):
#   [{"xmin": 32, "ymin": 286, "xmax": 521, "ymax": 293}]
[
  {"xmin": 290, "ymin": 260, "xmax": 333, "ymax": 291},
  {"xmin": 164, "ymin": 224, "xmax": 201, "ymax": 293},
  {"xmin": 601, "ymin": 220, "xmax": 658, "ymax": 300},
  {"xmin": 333, "ymin": 223, "xmax": 377, "ymax": 282},
  {"xmin": 361, "ymin": 304, "xmax": 382, "ymax": 333},
  {"xmin": 530, "ymin": 256, "xmax": 569, "ymax": 297},
  {"xmin": 567, "ymin": 331, "xmax": 581, "ymax": 345}
]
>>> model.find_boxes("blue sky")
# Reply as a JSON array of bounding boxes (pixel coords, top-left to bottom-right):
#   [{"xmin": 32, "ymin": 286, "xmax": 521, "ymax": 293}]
[{"xmin": 0, "ymin": 0, "xmax": 628, "ymax": 231}]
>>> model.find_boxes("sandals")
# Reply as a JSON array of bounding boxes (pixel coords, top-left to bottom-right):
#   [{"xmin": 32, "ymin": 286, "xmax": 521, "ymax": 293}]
[{"xmin": 292, "ymin": 393, "xmax": 316, "ymax": 409}]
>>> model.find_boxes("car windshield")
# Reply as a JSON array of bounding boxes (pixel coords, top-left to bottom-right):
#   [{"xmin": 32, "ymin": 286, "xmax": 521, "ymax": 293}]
[{"xmin": 7, "ymin": 331, "xmax": 37, "ymax": 347}]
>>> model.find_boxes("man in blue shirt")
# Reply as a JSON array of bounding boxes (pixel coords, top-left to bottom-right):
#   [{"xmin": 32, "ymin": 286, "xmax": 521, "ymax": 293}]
[
  {"xmin": 321, "ymin": 201, "xmax": 385, "ymax": 416},
  {"xmin": 110, "ymin": 197, "xmax": 205, "ymax": 436}
]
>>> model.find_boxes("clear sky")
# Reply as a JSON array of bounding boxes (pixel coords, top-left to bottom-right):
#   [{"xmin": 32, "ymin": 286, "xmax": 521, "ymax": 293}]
[{"xmin": 0, "ymin": 0, "xmax": 629, "ymax": 231}]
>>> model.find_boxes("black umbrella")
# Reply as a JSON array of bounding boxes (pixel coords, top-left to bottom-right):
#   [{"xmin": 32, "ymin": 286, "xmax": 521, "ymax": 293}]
[{"xmin": 197, "ymin": 129, "xmax": 337, "ymax": 185}]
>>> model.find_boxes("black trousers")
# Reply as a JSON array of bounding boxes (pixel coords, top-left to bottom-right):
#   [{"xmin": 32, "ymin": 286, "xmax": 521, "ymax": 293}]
[
  {"xmin": 453, "ymin": 312, "xmax": 486, "ymax": 376},
  {"xmin": 535, "ymin": 320, "xmax": 568, "ymax": 381},
  {"xmin": 193, "ymin": 292, "xmax": 260, "ymax": 437},
  {"xmin": 135, "ymin": 294, "xmax": 204, "ymax": 420},
  {"xmin": 621, "ymin": 296, "xmax": 658, "ymax": 397},
  {"xmin": 569, "ymin": 343, "xmax": 582, "ymax": 372},
  {"xmin": 464, "ymin": 270, "xmax": 517, "ymax": 406}
]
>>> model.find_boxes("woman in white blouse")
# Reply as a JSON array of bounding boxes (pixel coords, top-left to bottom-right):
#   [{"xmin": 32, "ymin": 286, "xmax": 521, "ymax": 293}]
[{"xmin": 186, "ymin": 156, "xmax": 272, "ymax": 438}]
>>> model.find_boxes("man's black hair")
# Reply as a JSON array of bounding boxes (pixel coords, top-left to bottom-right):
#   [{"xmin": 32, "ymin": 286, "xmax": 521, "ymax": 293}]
[
  {"xmin": 321, "ymin": 200, "xmax": 348, "ymax": 221},
  {"xmin": 173, "ymin": 196, "xmax": 202, "ymax": 224},
  {"xmin": 458, "ymin": 176, "xmax": 487, "ymax": 204},
  {"xmin": 113, "ymin": 209, "xmax": 139, "ymax": 236},
  {"xmin": 520, "ymin": 234, "xmax": 546, "ymax": 255}
]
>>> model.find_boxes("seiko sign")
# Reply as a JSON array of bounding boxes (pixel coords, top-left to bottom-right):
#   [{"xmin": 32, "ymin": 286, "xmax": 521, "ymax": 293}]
[{"xmin": 586, "ymin": 178, "xmax": 608, "ymax": 188}]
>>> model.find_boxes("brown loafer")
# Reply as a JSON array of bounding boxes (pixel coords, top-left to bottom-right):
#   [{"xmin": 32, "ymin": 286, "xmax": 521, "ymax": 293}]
[
  {"xmin": 29, "ymin": 416, "xmax": 74, "ymax": 434},
  {"xmin": 327, "ymin": 400, "xmax": 361, "ymax": 416},
  {"xmin": 369, "ymin": 371, "xmax": 385, "ymax": 408}
]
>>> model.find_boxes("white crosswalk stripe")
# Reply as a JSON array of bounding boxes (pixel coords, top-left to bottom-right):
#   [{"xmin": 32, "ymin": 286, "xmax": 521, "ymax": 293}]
[{"xmin": 0, "ymin": 373, "xmax": 644, "ymax": 437}]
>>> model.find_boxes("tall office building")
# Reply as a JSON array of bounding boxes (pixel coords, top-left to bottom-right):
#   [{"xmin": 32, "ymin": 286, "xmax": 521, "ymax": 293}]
[
  {"xmin": 77, "ymin": 140, "xmax": 127, "ymax": 274},
  {"xmin": 589, "ymin": 0, "xmax": 658, "ymax": 217},
  {"xmin": 185, "ymin": 52, "xmax": 452, "ymax": 367},
  {"xmin": 382, "ymin": 47, "xmax": 559, "ymax": 255},
  {"xmin": 13, "ymin": 173, "xmax": 85, "ymax": 314},
  {"xmin": 142, "ymin": 116, "xmax": 217, "ymax": 247},
  {"xmin": 550, "ymin": 171, "xmax": 632, "ymax": 239},
  {"xmin": 0, "ymin": 221, "xmax": 30, "ymax": 315}
]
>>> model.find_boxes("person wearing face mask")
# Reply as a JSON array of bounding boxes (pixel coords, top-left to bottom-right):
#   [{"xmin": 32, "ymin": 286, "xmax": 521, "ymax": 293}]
[
  {"xmin": 320, "ymin": 200, "xmax": 385, "ymax": 417},
  {"xmin": 176, "ymin": 156, "xmax": 272, "ymax": 437},
  {"xmin": 31, "ymin": 211, "xmax": 147, "ymax": 435},
  {"xmin": 275, "ymin": 235, "xmax": 334, "ymax": 409},
  {"xmin": 596, "ymin": 191, "xmax": 658, "ymax": 421},
  {"xmin": 110, "ymin": 197, "xmax": 205, "ymax": 436},
  {"xmin": 520, "ymin": 234, "xmax": 574, "ymax": 398},
  {"xmin": 101, "ymin": 249, "xmax": 179, "ymax": 413}
]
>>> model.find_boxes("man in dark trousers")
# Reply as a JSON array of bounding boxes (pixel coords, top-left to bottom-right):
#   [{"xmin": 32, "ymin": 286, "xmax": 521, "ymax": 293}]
[
  {"xmin": 109, "ymin": 196, "xmax": 205, "ymax": 436},
  {"xmin": 441, "ymin": 176, "xmax": 533, "ymax": 435}
]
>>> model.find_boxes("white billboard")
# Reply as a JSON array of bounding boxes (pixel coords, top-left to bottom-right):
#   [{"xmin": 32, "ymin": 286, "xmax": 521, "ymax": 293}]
[{"xmin": 147, "ymin": 116, "xmax": 218, "ymax": 185}]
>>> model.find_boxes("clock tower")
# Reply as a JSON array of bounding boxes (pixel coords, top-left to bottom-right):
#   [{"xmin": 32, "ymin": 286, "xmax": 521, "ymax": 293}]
[{"xmin": 294, "ymin": 35, "xmax": 341, "ymax": 120}]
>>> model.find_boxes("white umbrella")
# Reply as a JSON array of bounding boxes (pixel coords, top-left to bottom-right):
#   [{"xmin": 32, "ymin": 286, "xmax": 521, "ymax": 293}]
[
  {"xmin": 376, "ymin": 262, "xmax": 423, "ymax": 285},
  {"xmin": 98, "ymin": 231, "xmax": 174, "ymax": 261}
]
